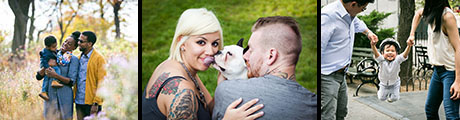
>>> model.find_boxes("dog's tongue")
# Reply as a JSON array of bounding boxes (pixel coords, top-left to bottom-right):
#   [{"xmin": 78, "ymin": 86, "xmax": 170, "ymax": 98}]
[{"xmin": 204, "ymin": 56, "xmax": 215, "ymax": 66}]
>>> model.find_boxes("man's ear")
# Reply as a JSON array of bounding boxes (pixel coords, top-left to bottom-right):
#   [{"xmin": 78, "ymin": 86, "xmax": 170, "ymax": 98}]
[
  {"xmin": 351, "ymin": 2, "xmax": 357, "ymax": 7},
  {"xmin": 266, "ymin": 48, "xmax": 278, "ymax": 65}
]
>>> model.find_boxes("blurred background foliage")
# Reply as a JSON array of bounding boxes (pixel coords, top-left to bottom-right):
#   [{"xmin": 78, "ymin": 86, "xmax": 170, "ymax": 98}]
[{"xmin": 353, "ymin": 10, "xmax": 396, "ymax": 48}]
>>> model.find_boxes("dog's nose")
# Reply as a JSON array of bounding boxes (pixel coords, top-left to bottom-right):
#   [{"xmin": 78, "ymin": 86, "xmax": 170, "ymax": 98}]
[{"xmin": 215, "ymin": 51, "xmax": 222, "ymax": 55}]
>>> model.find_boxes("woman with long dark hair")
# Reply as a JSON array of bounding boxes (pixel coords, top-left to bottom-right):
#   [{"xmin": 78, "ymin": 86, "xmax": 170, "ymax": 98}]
[{"xmin": 408, "ymin": 0, "xmax": 460, "ymax": 119}]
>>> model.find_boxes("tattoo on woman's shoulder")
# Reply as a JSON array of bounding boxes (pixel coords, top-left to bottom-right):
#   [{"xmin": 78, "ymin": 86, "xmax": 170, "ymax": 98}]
[
  {"xmin": 148, "ymin": 72, "xmax": 170, "ymax": 98},
  {"xmin": 160, "ymin": 77, "xmax": 184, "ymax": 95},
  {"xmin": 148, "ymin": 72, "xmax": 185, "ymax": 98},
  {"xmin": 168, "ymin": 89, "xmax": 198, "ymax": 120}
]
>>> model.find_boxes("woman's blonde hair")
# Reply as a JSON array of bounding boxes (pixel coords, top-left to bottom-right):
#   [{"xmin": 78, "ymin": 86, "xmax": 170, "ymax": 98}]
[{"xmin": 168, "ymin": 8, "xmax": 224, "ymax": 62}]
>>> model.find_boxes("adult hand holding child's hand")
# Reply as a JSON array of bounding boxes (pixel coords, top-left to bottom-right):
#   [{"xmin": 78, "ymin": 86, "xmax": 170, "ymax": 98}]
[
  {"xmin": 370, "ymin": 38, "xmax": 377, "ymax": 46},
  {"xmin": 367, "ymin": 31, "xmax": 378, "ymax": 43},
  {"xmin": 407, "ymin": 36, "xmax": 415, "ymax": 47}
]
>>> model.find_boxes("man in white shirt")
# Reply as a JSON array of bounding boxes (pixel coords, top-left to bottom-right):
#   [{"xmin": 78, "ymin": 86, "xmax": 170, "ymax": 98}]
[{"xmin": 321, "ymin": 0, "xmax": 378, "ymax": 119}]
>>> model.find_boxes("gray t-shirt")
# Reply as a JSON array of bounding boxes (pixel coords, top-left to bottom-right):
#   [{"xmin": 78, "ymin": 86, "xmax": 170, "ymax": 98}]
[{"xmin": 212, "ymin": 75, "xmax": 317, "ymax": 120}]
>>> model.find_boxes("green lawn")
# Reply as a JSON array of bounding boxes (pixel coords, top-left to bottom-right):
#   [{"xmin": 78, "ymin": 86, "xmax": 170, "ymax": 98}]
[{"xmin": 142, "ymin": 0, "xmax": 317, "ymax": 96}]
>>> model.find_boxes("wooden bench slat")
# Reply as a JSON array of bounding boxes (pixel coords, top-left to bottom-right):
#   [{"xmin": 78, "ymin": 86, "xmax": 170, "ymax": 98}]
[
  {"xmin": 353, "ymin": 47, "xmax": 374, "ymax": 52},
  {"xmin": 352, "ymin": 52, "xmax": 374, "ymax": 58}
]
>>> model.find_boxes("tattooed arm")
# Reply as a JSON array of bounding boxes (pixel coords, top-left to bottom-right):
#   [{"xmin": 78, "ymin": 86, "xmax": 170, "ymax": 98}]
[
  {"xmin": 167, "ymin": 88, "xmax": 199, "ymax": 120},
  {"xmin": 146, "ymin": 71, "xmax": 200, "ymax": 119}
]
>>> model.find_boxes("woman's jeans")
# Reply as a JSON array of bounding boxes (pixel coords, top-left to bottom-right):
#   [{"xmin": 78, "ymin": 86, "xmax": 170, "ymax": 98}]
[{"xmin": 425, "ymin": 66, "xmax": 458, "ymax": 120}]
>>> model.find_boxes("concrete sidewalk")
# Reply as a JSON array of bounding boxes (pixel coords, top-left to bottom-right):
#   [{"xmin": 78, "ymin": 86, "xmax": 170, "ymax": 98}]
[{"xmin": 345, "ymin": 83, "xmax": 446, "ymax": 120}]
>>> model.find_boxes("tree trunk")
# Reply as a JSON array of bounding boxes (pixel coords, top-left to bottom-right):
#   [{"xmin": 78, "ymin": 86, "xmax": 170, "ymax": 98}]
[
  {"xmin": 397, "ymin": 0, "xmax": 415, "ymax": 85},
  {"xmin": 28, "ymin": 0, "xmax": 35, "ymax": 44},
  {"xmin": 9, "ymin": 0, "xmax": 32, "ymax": 59},
  {"xmin": 113, "ymin": 0, "xmax": 122, "ymax": 39},
  {"xmin": 99, "ymin": 0, "xmax": 105, "ymax": 20},
  {"xmin": 58, "ymin": 1, "xmax": 80, "ymax": 45}
]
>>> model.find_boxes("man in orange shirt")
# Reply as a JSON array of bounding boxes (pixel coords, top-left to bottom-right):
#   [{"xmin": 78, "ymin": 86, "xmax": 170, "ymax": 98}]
[{"xmin": 74, "ymin": 31, "xmax": 107, "ymax": 120}]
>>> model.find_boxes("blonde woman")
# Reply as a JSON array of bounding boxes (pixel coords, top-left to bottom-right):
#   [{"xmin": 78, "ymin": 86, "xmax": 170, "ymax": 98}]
[{"xmin": 142, "ymin": 8, "xmax": 264, "ymax": 120}]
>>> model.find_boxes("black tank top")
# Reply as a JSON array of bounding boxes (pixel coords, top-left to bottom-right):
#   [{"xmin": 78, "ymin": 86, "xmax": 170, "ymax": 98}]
[{"xmin": 142, "ymin": 76, "xmax": 211, "ymax": 120}]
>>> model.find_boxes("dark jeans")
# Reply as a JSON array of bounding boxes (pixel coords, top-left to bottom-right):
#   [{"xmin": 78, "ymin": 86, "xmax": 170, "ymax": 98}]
[
  {"xmin": 321, "ymin": 71, "xmax": 348, "ymax": 120},
  {"xmin": 42, "ymin": 77, "xmax": 50, "ymax": 92},
  {"xmin": 425, "ymin": 66, "xmax": 459, "ymax": 120},
  {"xmin": 76, "ymin": 104, "xmax": 102, "ymax": 120}
]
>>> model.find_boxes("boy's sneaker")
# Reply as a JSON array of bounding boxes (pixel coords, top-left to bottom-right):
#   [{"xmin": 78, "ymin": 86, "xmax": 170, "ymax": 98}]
[
  {"xmin": 386, "ymin": 99, "xmax": 393, "ymax": 103},
  {"xmin": 387, "ymin": 98, "xmax": 398, "ymax": 103},
  {"xmin": 39, "ymin": 92, "xmax": 49, "ymax": 101},
  {"xmin": 51, "ymin": 81, "xmax": 64, "ymax": 88}
]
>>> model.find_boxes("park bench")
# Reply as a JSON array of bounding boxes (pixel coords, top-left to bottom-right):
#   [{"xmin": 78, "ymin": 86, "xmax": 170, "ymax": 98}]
[
  {"xmin": 347, "ymin": 47, "xmax": 374, "ymax": 83},
  {"xmin": 346, "ymin": 47, "xmax": 380, "ymax": 96}
]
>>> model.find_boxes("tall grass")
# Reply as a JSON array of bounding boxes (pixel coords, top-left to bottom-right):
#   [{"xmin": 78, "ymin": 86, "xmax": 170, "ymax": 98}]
[
  {"xmin": 0, "ymin": 55, "xmax": 43, "ymax": 119},
  {"xmin": 0, "ymin": 41, "xmax": 44, "ymax": 119}
]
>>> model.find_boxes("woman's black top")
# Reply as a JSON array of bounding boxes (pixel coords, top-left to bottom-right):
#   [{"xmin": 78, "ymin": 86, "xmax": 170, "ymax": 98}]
[{"xmin": 142, "ymin": 76, "xmax": 211, "ymax": 120}]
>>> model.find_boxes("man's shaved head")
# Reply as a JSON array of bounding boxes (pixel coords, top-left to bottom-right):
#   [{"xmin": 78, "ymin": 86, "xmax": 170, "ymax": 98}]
[{"xmin": 251, "ymin": 16, "xmax": 302, "ymax": 65}]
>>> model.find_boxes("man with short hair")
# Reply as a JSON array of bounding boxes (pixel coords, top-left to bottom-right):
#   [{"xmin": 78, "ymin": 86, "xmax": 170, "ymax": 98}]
[
  {"xmin": 321, "ymin": 0, "xmax": 378, "ymax": 119},
  {"xmin": 212, "ymin": 16, "xmax": 317, "ymax": 120},
  {"xmin": 74, "ymin": 31, "xmax": 107, "ymax": 120}
]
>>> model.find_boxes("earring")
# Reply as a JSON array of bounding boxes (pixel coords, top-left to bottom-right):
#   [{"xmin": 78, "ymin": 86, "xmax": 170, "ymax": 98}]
[{"xmin": 181, "ymin": 47, "xmax": 185, "ymax": 51}]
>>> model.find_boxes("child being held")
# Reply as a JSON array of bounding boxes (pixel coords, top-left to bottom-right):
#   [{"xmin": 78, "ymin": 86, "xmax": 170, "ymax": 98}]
[
  {"xmin": 38, "ymin": 35, "xmax": 63, "ymax": 101},
  {"xmin": 371, "ymin": 38, "xmax": 414, "ymax": 102}
]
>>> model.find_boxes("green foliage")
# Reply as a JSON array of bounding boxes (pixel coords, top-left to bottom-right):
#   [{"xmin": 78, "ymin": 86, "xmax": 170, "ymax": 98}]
[
  {"xmin": 450, "ymin": 0, "xmax": 460, "ymax": 7},
  {"xmin": 142, "ymin": 0, "xmax": 317, "ymax": 95},
  {"xmin": 416, "ymin": 0, "xmax": 425, "ymax": 10},
  {"xmin": 354, "ymin": 10, "xmax": 396, "ymax": 48}
]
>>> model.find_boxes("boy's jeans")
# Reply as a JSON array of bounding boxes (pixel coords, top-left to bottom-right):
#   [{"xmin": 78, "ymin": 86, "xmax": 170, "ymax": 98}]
[
  {"xmin": 425, "ymin": 66, "xmax": 458, "ymax": 120},
  {"xmin": 41, "ymin": 76, "xmax": 50, "ymax": 92},
  {"xmin": 41, "ymin": 66, "xmax": 61, "ymax": 93}
]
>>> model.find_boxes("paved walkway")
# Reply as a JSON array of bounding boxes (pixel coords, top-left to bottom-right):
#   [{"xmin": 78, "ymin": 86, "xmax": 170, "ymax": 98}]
[{"xmin": 345, "ymin": 83, "xmax": 446, "ymax": 120}]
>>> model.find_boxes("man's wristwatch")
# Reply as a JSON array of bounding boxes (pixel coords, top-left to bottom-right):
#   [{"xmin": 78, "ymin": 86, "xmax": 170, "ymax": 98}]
[{"xmin": 365, "ymin": 31, "xmax": 372, "ymax": 36}]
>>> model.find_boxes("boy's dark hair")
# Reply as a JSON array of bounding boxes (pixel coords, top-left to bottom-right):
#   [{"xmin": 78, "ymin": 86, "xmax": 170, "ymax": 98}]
[
  {"xmin": 82, "ymin": 31, "xmax": 97, "ymax": 46},
  {"xmin": 44, "ymin": 35, "xmax": 57, "ymax": 47},
  {"xmin": 380, "ymin": 41, "xmax": 401, "ymax": 54},
  {"xmin": 71, "ymin": 31, "xmax": 81, "ymax": 47},
  {"xmin": 343, "ymin": 0, "xmax": 375, "ymax": 6}
]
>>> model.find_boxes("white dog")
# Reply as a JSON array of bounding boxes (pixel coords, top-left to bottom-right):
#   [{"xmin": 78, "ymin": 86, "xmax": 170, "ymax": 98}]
[{"xmin": 212, "ymin": 38, "xmax": 248, "ymax": 80}]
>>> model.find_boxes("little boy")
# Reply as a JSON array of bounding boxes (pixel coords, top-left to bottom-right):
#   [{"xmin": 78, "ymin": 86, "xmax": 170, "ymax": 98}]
[
  {"xmin": 371, "ymin": 38, "xmax": 413, "ymax": 102},
  {"xmin": 38, "ymin": 35, "xmax": 63, "ymax": 100}
]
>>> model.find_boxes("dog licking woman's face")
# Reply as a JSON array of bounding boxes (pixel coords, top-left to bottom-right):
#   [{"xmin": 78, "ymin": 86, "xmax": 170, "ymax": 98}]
[{"xmin": 180, "ymin": 31, "xmax": 221, "ymax": 71}]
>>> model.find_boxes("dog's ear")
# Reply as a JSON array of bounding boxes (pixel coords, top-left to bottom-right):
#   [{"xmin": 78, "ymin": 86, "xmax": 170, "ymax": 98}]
[{"xmin": 237, "ymin": 38, "xmax": 244, "ymax": 47}]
